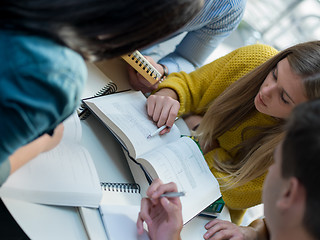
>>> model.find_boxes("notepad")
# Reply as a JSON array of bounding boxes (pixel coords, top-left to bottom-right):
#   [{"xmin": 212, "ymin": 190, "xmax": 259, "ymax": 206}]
[
  {"xmin": 98, "ymin": 183, "xmax": 149, "ymax": 240},
  {"xmin": 122, "ymin": 50, "xmax": 161, "ymax": 85}
]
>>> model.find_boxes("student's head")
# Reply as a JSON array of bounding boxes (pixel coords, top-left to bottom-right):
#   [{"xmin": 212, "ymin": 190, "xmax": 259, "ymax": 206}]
[
  {"xmin": 263, "ymin": 99, "xmax": 320, "ymax": 239},
  {"xmin": 254, "ymin": 41, "xmax": 320, "ymax": 119},
  {"xmin": 0, "ymin": 0, "xmax": 203, "ymax": 60}
]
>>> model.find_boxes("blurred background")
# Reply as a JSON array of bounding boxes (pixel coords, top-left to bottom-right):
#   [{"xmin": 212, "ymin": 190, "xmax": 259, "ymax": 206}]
[
  {"xmin": 155, "ymin": 0, "xmax": 320, "ymax": 63},
  {"xmin": 211, "ymin": 0, "xmax": 320, "ymax": 61}
]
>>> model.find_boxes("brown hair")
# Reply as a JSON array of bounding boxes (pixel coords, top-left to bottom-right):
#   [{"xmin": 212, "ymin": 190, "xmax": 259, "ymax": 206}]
[
  {"xmin": 0, "ymin": 0, "xmax": 203, "ymax": 60},
  {"xmin": 197, "ymin": 41, "xmax": 320, "ymax": 188}
]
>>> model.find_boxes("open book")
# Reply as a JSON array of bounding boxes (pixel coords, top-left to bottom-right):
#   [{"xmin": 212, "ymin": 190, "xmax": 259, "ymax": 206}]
[
  {"xmin": 83, "ymin": 90, "xmax": 222, "ymax": 224},
  {"xmin": 0, "ymin": 113, "xmax": 102, "ymax": 208}
]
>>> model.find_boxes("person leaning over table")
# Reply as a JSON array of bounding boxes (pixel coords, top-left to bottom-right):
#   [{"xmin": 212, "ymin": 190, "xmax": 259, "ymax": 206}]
[
  {"xmin": 138, "ymin": 99, "xmax": 320, "ymax": 240},
  {"xmin": 0, "ymin": 0, "xmax": 204, "ymax": 186},
  {"xmin": 144, "ymin": 41, "xmax": 320, "ymax": 225},
  {"xmin": 128, "ymin": 0, "xmax": 247, "ymax": 93}
]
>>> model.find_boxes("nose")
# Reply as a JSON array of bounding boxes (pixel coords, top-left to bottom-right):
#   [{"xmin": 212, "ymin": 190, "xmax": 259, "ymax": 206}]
[{"xmin": 261, "ymin": 82, "xmax": 276, "ymax": 98}]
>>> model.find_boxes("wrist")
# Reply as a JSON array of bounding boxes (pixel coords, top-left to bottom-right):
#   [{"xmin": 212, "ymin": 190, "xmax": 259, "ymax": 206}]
[
  {"xmin": 159, "ymin": 63, "xmax": 168, "ymax": 82},
  {"xmin": 155, "ymin": 88, "xmax": 178, "ymax": 100}
]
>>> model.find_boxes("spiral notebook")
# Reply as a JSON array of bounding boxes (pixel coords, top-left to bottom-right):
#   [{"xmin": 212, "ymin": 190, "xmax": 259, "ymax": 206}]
[
  {"xmin": 122, "ymin": 50, "xmax": 161, "ymax": 85},
  {"xmin": 78, "ymin": 81, "xmax": 117, "ymax": 120},
  {"xmin": 79, "ymin": 59, "xmax": 133, "ymax": 120},
  {"xmin": 79, "ymin": 182, "xmax": 149, "ymax": 240}
]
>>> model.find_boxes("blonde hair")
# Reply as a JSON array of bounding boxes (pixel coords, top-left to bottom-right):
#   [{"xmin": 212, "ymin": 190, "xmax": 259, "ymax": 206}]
[{"xmin": 197, "ymin": 41, "xmax": 320, "ymax": 188}]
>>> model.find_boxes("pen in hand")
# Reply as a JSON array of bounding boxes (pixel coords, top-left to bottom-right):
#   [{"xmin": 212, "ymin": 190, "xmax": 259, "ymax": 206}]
[
  {"xmin": 160, "ymin": 191, "xmax": 186, "ymax": 198},
  {"xmin": 147, "ymin": 117, "xmax": 179, "ymax": 139},
  {"xmin": 148, "ymin": 191, "xmax": 186, "ymax": 199},
  {"xmin": 147, "ymin": 125, "xmax": 167, "ymax": 139}
]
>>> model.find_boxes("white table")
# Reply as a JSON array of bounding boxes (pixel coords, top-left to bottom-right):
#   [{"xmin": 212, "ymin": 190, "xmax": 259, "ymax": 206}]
[{"xmin": 2, "ymin": 61, "xmax": 230, "ymax": 239}]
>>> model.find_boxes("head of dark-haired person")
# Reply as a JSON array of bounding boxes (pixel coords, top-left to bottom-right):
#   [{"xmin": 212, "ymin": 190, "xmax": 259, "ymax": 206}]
[
  {"xmin": 0, "ymin": 0, "xmax": 203, "ymax": 60},
  {"xmin": 263, "ymin": 99, "xmax": 320, "ymax": 240}
]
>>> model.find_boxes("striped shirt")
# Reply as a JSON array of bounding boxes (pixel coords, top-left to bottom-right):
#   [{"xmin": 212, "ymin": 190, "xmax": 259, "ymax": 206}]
[{"xmin": 143, "ymin": 0, "xmax": 247, "ymax": 74}]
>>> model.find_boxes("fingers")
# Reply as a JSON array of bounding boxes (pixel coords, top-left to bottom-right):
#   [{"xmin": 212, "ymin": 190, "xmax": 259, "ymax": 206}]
[
  {"xmin": 204, "ymin": 219, "xmax": 244, "ymax": 240},
  {"xmin": 160, "ymin": 196, "xmax": 183, "ymax": 230},
  {"xmin": 147, "ymin": 179, "xmax": 178, "ymax": 198},
  {"xmin": 128, "ymin": 65, "xmax": 159, "ymax": 93},
  {"xmin": 137, "ymin": 198, "xmax": 152, "ymax": 234},
  {"xmin": 147, "ymin": 95, "xmax": 179, "ymax": 129},
  {"xmin": 145, "ymin": 179, "xmax": 180, "ymax": 208}
]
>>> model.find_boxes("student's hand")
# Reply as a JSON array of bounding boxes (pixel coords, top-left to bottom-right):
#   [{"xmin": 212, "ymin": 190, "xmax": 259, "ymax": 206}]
[
  {"xmin": 203, "ymin": 219, "xmax": 259, "ymax": 240},
  {"xmin": 137, "ymin": 179, "xmax": 183, "ymax": 240},
  {"xmin": 147, "ymin": 88, "xmax": 180, "ymax": 135},
  {"xmin": 128, "ymin": 56, "xmax": 163, "ymax": 94}
]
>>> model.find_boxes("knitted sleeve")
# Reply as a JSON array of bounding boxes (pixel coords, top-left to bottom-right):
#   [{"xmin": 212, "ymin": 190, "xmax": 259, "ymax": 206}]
[
  {"xmin": 157, "ymin": 44, "xmax": 279, "ymax": 116},
  {"xmin": 206, "ymin": 147, "xmax": 266, "ymax": 225}
]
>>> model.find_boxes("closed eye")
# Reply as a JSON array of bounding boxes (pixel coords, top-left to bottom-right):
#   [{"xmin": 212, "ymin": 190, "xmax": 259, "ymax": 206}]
[
  {"xmin": 280, "ymin": 91, "xmax": 289, "ymax": 104},
  {"xmin": 272, "ymin": 67, "xmax": 278, "ymax": 81}
]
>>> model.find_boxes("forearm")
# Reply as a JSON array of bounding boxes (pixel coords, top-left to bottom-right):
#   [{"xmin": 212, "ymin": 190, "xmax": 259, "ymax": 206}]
[
  {"xmin": 9, "ymin": 134, "xmax": 49, "ymax": 173},
  {"xmin": 158, "ymin": 1, "xmax": 245, "ymax": 74}
]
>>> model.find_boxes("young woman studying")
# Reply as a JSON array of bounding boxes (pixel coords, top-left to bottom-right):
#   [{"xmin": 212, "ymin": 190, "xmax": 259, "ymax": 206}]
[{"xmin": 145, "ymin": 41, "xmax": 320, "ymax": 224}]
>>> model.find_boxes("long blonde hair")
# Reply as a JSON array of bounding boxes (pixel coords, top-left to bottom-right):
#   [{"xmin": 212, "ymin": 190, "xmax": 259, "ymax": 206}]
[{"xmin": 197, "ymin": 41, "xmax": 320, "ymax": 188}]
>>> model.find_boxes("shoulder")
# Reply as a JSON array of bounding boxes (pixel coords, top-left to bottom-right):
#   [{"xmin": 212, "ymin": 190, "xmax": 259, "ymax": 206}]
[
  {"xmin": 225, "ymin": 44, "xmax": 279, "ymax": 65},
  {"xmin": 0, "ymin": 30, "xmax": 87, "ymax": 108},
  {"xmin": 0, "ymin": 30, "xmax": 87, "ymax": 133},
  {"xmin": 203, "ymin": 0, "xmax": 246, "ymax": 10},
  {"xmin": 204, "ymin": 0, "xmax": 246, "ymax": 15},
  {"xmin": 0, "ymin": 30, "xmax": 87, "ymax": 82}
]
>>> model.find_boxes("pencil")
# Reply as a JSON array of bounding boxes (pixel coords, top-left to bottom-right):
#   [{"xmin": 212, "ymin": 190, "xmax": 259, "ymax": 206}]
[
  {"xmin": 160, "ymin": 191, "xmax": 186, "ymax": 198},
  {"xmin": 147, "ymin": 117, "xmax": 179, "ymax": 139},
  {"xmin": 147, "ymin": 125, "xmax": 167, "ymax": 139}
]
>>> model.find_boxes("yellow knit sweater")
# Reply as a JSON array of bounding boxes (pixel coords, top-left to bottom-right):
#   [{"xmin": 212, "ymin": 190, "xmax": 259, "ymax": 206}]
[{"xmin": 157, "ymin": 44, "xmax": 279, "ymax": 225}]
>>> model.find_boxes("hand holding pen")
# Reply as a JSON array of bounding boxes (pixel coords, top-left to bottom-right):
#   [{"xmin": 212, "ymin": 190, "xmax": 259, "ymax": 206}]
[
  {"xmin": 146, "ymin": 91, "xmax": 180, "ymax": 136},
  {"xmin": 137, "ymin": 178, "xmax": 183, "ymax": 239},
  {"xmin": 147, "ymin": 117, "xmax": 179, "ymax": 139}
]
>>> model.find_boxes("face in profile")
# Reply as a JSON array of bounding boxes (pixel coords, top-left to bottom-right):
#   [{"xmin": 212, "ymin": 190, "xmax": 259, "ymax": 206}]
[
  {"xmin": 262, "ymin": 142, "xmax": 285, "ymax": 232},
  {"xmin": 254, "ymin": 58, "xmax": 307, "ymax": 119}
]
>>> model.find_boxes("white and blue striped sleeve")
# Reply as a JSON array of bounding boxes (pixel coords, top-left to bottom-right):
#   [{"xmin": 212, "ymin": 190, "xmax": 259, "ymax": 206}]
[{"xmin": 159, "ymin": 0, "xmax": 247, "ymax": 73}]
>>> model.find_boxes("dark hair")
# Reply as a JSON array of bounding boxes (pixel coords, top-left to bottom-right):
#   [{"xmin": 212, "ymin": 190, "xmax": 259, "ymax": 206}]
[
  {"xmin": 0, "ymin": 0, "xmax": 202, "ymax": 60},
  {"xmin": 282, "ymin": 99, "xmax": 320, "ymax": 239}
]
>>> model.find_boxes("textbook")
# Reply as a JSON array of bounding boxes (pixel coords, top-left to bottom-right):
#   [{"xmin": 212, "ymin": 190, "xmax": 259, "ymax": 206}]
[
  {"xmin": 83, "ymin": 90, "xmax": 222, "ymax": 224},
  {"xmin": 0, "ymin": 113, "xmax": 102, "ymax": 208}
]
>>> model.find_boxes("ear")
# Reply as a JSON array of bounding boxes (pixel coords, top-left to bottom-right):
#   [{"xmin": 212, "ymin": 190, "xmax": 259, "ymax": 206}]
[{"xmin": 276, "ymin": 177, "xmax": 304, "ymax": 210}]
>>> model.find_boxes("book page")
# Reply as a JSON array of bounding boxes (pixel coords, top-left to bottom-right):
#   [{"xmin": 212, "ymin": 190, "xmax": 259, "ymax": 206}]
[
  {"xmin": 98, "ymin": 184, "xmax": 149, "ymax": 240},
  {"xmin": 62, "ymin": 111, "xmax": 82, "ymax": 143},
  {"xmin": 84, "ymin": 91, "xmax": 181, "ymax": 158},
  {"xmin": 137, "ymin": 137, "xmax": 221, "ymax": 224},
  {"xmin": 99, "ymin": 205, "xmax": 149, "ymax": 240}
]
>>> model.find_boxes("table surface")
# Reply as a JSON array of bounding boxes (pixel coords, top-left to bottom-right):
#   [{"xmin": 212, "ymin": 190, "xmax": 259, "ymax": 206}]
[{"xmin": 2, "ymin": 61, "xmax": 230, "ymax": 240}]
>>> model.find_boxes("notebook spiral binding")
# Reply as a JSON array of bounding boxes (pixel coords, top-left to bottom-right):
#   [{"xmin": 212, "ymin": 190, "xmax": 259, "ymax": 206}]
[
  {"xmin": 100, "ymin": 182, "xmax": 141, "ymax": 193},
  {"xmin": 122, "ymin": 50, "xmax": 161, "ymax": 85},
  {"xmin": 78, "ymin": 82, "xmax": 117, "ymax": 120}
]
